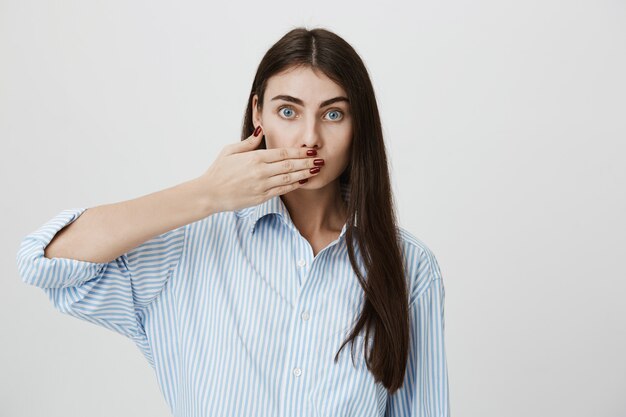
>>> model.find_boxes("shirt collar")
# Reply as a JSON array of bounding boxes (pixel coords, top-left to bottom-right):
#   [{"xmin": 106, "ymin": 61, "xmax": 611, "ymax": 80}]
[{"xmin": 236, "ymin": 182, "xmax": 355, "ymax": 239}]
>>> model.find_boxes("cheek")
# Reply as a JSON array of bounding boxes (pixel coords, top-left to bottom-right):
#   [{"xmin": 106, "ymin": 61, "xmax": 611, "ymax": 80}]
[
  {"xmin": 337, "ymin": 137, "xmax": 353, "ymax": 160},
  {"xmin": 327, "ymin": 146, "xmax": 352, "ymax": 173},
  {"xmin": 263, "ymin": 127, "xmax": 305, "ymax": 149},
  {"xmin": 264, "ymin": 133, "xmax": 291, "ymax": 150}
]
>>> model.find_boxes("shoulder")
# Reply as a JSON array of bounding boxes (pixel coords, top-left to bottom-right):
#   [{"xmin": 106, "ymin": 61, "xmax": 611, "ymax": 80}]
[{"xmin": 395, "ymin": 225, "xmax": 444, "ymax": 306}]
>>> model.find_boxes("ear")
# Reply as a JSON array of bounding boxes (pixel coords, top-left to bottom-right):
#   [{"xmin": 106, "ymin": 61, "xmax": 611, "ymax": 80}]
[{"xmin": 252, "ymin": 94, "xmax": 263, "ymax": 128}]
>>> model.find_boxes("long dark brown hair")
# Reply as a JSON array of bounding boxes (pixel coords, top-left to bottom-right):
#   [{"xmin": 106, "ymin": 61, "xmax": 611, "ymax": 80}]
[{"xmin": 240, "ymin": 27, "xmax": 409, "ymax": 394}]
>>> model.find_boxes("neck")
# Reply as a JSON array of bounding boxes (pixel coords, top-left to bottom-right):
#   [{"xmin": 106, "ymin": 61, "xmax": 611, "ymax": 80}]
[{"xmin": 280, "ymin": 180, "xmax": 348, "ymax": 238}]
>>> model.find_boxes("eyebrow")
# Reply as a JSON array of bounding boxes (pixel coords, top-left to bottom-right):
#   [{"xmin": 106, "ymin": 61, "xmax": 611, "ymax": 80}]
[{"xmin": 270, "ymin": 94, "xmax": 350, "ymax": 108}]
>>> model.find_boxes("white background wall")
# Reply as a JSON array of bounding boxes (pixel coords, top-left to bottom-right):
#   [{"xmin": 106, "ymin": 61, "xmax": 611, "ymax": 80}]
[{"xmin": 2, "ymin": 0, "xmax": 624, "ymax": 416}]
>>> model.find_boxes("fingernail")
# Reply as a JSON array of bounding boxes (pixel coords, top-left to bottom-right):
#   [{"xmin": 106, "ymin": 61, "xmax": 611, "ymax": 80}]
[
  {"xmin": 299, "ymin": 179, "xmax": 308, "ymax": 184},
  {"xmin": 307, "ymin": 149, "xmax": 317, "ymax": 156},
  {"xmin": 253, "ymin": 126, "xmax": 262, "ymax": 137}
]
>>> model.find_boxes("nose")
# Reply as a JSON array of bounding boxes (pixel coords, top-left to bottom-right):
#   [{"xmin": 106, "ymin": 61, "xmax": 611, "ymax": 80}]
[{"xmin": 301, "ymin": 118, "xmax": 322, "ymax": 149}]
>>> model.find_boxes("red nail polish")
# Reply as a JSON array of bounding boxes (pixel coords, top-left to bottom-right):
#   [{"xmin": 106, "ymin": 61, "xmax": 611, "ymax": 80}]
[
  {"xmin": 253, "ymin": 126, "xmax": 262, "ymax": 137},
  {"xmin": 299, "ymin": 179, "xmax": 308, "ymax": 184},
  {"xmin": 307, "ymin": 149, "xmax": 317, "ymax": 156}
]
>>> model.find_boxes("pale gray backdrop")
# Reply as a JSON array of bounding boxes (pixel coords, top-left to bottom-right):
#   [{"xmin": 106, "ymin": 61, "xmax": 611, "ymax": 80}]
[{"xmin": 2, "ymin": 1, "xmax": 624, "ymax": 416}]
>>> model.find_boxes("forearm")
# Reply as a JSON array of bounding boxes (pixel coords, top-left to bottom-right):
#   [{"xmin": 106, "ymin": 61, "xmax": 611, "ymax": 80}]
[{"xmin": 43, "ymin": 177, "xmax": 213, "ymax": 263}]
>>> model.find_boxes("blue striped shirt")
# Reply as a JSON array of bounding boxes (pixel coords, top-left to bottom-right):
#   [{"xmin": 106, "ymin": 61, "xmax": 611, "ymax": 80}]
[{"xmin": 16, "ymin": 183, "xmax": 450, "ymax": 416}]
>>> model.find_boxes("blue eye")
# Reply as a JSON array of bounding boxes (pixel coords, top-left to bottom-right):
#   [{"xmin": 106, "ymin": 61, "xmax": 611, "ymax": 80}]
[
  {"xmin": 279, "ymin": 107, "xmax": 295, "ymax": 118},
  {"xmin": 326, "ymin": 110, "xmax": 343, "ymax": 121}
]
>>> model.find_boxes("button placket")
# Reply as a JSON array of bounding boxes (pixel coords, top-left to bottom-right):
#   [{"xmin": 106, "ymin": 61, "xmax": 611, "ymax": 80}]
[
  {"xmin": 292, "ymin": 308, "xmax": 310, "ymax": 380},
  {"xmin": 289, "ymin": 248, "xmax": 312, "ymax": 389}
]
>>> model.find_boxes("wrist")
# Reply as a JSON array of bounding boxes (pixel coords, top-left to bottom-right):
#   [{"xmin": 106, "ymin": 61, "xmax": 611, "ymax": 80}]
[
  {"xmin": 180, "ymin": 177, "xmax": 217, "ymax": 220},
  {"xmin": 195, "ymin": 177, "xmax": 220, "ymax": 218}
]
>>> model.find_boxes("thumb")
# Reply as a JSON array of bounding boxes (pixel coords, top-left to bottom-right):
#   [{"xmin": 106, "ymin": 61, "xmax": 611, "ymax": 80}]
[
  {"xmin": 227, "ymin": 125, "xmax": 263, "ymax": 155},
  {"xmin": 242, "ymin": 125, "xmax": 263, "ymax": 148}
]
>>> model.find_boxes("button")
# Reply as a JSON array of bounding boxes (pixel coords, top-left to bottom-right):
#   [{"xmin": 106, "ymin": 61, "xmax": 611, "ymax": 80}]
[
  {"xmin": 293, "ymin": 367, "xmax": 302, "ymax": 377},
  {"xmin": 301, "ymin": 311, "xmax": 310, "ymax": 321},
  {"xmin": 297, "ymin": 259, "xmax": 307, "ymax": 268}
]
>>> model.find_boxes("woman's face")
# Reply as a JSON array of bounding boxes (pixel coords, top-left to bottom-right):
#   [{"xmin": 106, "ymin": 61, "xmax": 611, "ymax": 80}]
[{"xmin": 252, "ymin": 66, "xmax": 353, "ymax": 190}]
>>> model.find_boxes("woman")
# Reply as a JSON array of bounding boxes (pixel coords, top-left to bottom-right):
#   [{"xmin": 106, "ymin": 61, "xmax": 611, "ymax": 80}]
[{"xmin": 17, "ymin": 27, "xmax": 450, "ymax": 416}]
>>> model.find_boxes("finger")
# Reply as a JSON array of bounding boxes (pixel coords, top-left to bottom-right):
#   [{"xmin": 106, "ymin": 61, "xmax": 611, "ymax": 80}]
[
  {"xmin": 264, "ymin": 174, "xmax": 311, "ymax": 198},
  {"xmin": 264, "ymin": 153, "xmax": 323, "ymax": 178},
  {"xmin": 265, "ymin": 164, "xmax": 322, "ymax": 191},
  {"xmin": 257, "ymin": 146, "xmax": 318, "ymax": 163}
]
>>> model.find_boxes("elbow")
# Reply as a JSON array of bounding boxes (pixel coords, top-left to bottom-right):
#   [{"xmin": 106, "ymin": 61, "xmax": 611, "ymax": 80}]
[{"xmin": 16, "ymin": 235, "xmax": 43, "ymax": 287}]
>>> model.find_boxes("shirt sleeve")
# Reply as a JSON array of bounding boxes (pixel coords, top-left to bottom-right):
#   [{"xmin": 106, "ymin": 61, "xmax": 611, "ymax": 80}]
[
  {"xmin": 16, "ymin": 207, "xmax": 187, "ymax": 342},
  {"xmin": 385, "ymin": 253, "xmax": 451, "ymax": 417}
]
